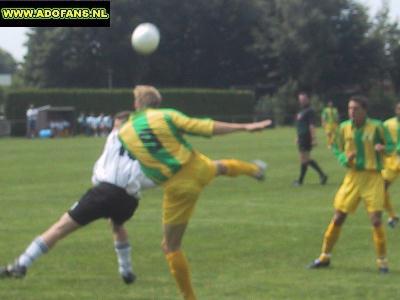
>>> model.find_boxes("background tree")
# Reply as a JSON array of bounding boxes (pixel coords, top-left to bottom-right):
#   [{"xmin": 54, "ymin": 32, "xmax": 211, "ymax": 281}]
[{"xmin": 0, "ymin": 48, "xmax": 17, "ymax": 74}]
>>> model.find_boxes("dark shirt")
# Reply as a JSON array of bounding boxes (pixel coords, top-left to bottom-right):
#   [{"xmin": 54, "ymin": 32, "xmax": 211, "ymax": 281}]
[{"xmin": 296, "ymin": 106, "xmax": 315, "ymax": 136}]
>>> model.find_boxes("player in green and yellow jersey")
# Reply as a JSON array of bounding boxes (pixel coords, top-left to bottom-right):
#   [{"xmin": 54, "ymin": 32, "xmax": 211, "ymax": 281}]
[
  {"xmin": 308, "ymin": 95, "xmax": 394, "ymax": 273},
  {"xmin": 119, "ymin": 86, "xmax": 271, "ymax": 300},
  {"xmin": 382, "ymin": 102, "xmax": 400, "ymax": 228},
  {"xmin": 321, "ymin": 100, "xmax": 339, "ymax": 147}
]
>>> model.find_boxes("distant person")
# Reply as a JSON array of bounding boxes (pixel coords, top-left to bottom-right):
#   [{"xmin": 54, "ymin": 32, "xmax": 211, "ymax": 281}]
[
  {"xmin": 382, "ymin": 102, "xmax": 400, "ymax": 228},
  {"xmin": 308, "ymin": 95, "xmax": 394, "ymax": 273},
  {"xmin": 293, "ymin": 92, "xmax": 327, "ymax": 186},
  {"xmin": 26, "ymin": 104, "xmax": 38, "ymax": 138},
  {"xmin": 119, "ymin": 85, "xmax": 271, "ymax": 300},
  {"xmin": 77, "ymin": 112, "xmax": 87, "ymax": 135},
  {"xmin": 85, "ymin": 112, "xmax": 96, "ymax": 136},
  {"xmin": 102, "ymin": 114, "xmax": 113, "ymax": 135},
  {"xmin": 321, "ymin": 100, "xmax": 339, "ymax": 148},
  {"xmin": 96, "ymin": 113, "xmax": 105, "ymax": 137},
  {"xmin": 0, "ymin": 111, "xmax": 155, "ymax": 283}
]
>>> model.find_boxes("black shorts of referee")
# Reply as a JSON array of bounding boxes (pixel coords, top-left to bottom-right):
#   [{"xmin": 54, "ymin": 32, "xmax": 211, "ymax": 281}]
[
  {"xmin": 297, "ymin": 133, "xmax": 312, "ymax": 152},
  {"xmin": 68, "ymin": 182, "xmax": 139, "ymax": 226}
]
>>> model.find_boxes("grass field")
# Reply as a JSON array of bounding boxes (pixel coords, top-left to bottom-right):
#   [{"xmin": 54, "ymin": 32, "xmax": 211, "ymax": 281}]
[{"xmin": 1, "ymin": 127, "xmax": 400, "ymax": 300}]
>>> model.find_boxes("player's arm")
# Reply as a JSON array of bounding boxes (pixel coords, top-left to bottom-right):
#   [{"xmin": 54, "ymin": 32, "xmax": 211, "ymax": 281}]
[
  {"xmin": 212, "ymin": 119, "xmax": 272, "ymax": 135},
  {"xmin": 170, "ymin": 110, "xmax": 271, "ymax": 136},
  {"xmin": 321, "ymin": 110, "xmax": 326, "ymax": 127},
  {"xmin": 331, "ymin": 126, "xmax": 351, "ymax": 167}
]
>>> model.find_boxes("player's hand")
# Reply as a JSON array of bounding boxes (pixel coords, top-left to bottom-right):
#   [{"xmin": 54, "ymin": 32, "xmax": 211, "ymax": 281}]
[
  {"xmin": 375, "ymin": 144, "xmax": 385, "ymax": 153},
  {"xmin": 245, "ymin": 119, "xmax": 272, "ymax": 132},
  {"xmin": 347, "ymin": 151, "xmax": 356, "ymax": 161}
]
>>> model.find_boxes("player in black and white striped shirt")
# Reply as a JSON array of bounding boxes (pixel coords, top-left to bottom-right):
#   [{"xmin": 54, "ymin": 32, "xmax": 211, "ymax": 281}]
[{"xmin": 0, "ymin": 111, "xmax": 155, "ymax": 284}]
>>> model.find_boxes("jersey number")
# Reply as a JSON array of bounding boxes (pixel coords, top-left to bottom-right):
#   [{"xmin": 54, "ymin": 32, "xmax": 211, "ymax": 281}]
[{"xmin": 139, "ymin": 129, "xmax": 163, "ymax": 153}]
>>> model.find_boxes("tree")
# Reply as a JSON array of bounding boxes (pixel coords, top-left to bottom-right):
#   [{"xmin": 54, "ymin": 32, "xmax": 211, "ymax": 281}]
[
  {"xmin": 252, "ymin": 0, "xmax": 383, "ymax": 96},
  {"xmin": 0, "ymin": 48, "xmax": 17, "ymax": 74},
  {"xmin": 22, "ymin": 0, "xmax": 263, "ymax": 88}
]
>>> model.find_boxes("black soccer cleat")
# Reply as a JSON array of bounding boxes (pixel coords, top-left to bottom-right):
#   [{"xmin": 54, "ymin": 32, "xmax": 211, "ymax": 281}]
[
  {"xmin": 388, "ymin": 216, "xmax": 399, "ymax": 229},
  {"xmin": 320, "ymin": 174, "xmax": 328, "ymax": 185},
  {"xmin": 307, "ymin": 258, "xmax": 330, "ymax": 269},
  {"xmin": 0, "ymin": 261, "xmax": 27, "ymax": 279},
  {"xmin": 292, "ymin": 180, "xmax": 302, "ymax": 187},
  {"xmin": 121, "ymin": 271, "xmax": 136, "ymax": 284},
  {"xmin": 377, "ymin": 258, "xmax": 389, "ymax": 274}
]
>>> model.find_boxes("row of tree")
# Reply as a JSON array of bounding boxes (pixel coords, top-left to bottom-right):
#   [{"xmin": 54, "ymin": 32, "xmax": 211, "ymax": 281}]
[{"xmin": 1, "ymin": 0, "xmax": 400, "ymax": 108}]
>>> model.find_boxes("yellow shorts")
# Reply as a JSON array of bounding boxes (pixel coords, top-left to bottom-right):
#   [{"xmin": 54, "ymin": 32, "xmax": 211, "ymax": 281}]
[
  {"xmin": 162, "ymin": 151, "xmax": 217, "ymax": 225},
  {"xmin": 382, "ymin": 168, "xmax": 400, "ymax": 183},
  {"xmin": 334, "ymin": 170, "xmax": 384, "ymax": 213},
  {"xmin": 324, "ymin": 124, "xmax": 337, "ymax": 134}
]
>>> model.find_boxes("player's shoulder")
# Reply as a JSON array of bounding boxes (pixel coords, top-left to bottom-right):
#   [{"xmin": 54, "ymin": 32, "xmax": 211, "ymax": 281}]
[
  {"xmin": 339, "ymin": 119, "xmax": 352, "ymax": 129},
  {"xmin": 383, "ymin": 117, "xmax": 396, "ymax": 126},
  {"xmin": 159, "ymin": 108, "xmax": 183, "ymax": 115},
  {"xmin": 368, "ymin": 118, "xmax": 383, "ymax": 127}
]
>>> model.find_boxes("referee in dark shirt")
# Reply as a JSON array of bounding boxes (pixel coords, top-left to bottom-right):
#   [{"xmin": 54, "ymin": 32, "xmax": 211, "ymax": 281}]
[{"xmin": 294, "ymin": 92, "xmax": 327, "ymax": 186}]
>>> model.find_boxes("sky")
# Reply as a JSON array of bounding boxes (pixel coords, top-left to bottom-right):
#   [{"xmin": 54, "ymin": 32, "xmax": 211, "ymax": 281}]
[{"xmin": 0, "ymin": 0, "xmax": 400, "ymax": 62}]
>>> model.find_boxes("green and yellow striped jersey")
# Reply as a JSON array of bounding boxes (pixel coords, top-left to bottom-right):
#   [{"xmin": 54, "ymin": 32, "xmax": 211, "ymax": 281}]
[
  {"xmin": 321, "ymin": 107, "xmax": 339, "ymax": 125},
  {"xmin": 332, "ymin": 118, "xmax": 394, "ymax": 171},
  {"xmin": 119, "ymin": 108, "xmax": 214, "ymax": 183},
  {"xmin": 384, "ymin": 117, "xmax": 400, "ymax": 154}
]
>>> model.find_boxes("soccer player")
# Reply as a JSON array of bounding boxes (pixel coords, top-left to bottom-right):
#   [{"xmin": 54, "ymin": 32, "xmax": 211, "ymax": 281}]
[
  {"xmin": 118, "ymin": 85, "xmax": 271, "ymax": 300},
  {"xmin": 0, "ymin": 111, "xmax": 155, "ymax": 283},
  {"xmin": 321, "ymin": 100, "xmax": 339, "ymax": 148},
  {"xmin": 382, "ymin": 102, "xmax": 400, "ymax": 228},
  {"xmin": 293, "ymin": 92, "xmax": 327, "ymax": 186},
  {"xmin": 308, "ymin": 95, "xmax": 394, "ymax": 273}
]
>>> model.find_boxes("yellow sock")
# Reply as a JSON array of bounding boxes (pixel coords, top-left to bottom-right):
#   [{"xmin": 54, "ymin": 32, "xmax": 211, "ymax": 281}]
[
  {"xmin": 373, "ymin": 225, "xmax": 387, "ymax": 259},
  {"xmin": 219, "ymin": 159, "xmax": 258, "ymax": 177},
  {"xmin": 320, "ymin": 222, "xmax": 342, "ymax": 257},
  {"xmin": 166, "ymin": 251, "xmax": 196, "ymax": 300},
  {"xmin": 384, "ymin": 192, "xmax": 396, "ymax": 218}
]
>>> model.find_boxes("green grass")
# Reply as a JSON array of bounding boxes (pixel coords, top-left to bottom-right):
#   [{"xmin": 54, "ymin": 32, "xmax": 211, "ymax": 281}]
[{"xmin": 1, "ymin": 128, "xmax": 400, "ymax": 300}]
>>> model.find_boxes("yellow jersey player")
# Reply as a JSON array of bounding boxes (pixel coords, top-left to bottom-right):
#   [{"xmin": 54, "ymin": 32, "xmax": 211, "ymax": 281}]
[
  {"xmin": 321, "ymin": 100, "xmax": 339, "ymax": 147},
  {"xmin": 382, "ymin": 102, "xmax": 400, "ymax": 228},
  {"xmin": 308, "ymin": 95, "xmax": 394, "ymax": 273},
  {"xmin": 119, "ymin": 85, "xmax": 271, "ymax": 300}
]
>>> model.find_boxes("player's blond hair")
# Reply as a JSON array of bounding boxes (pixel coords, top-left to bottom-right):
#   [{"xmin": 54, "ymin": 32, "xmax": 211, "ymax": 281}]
[{"xmin": 133, "ymin": 85, "xmax": 162, "ymax": 109}]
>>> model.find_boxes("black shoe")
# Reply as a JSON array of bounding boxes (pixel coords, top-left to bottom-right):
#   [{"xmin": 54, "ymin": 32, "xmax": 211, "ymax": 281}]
[
  {"xmin": 388, "ymin": 216, "xmax": 399, "ymax": 229},
  {"xmin": 377, "ymin": 258, "xmax": 389, "ymax": 274},
  {"xmin": 121, "ymin": 271, "xmax": 136, "ymax": 284},
  {"xmin": 307, "ymin": 258, "xmax": 330, "ymax": 269},
  {"xmin": 0, "ymin": 261, "xmax": 27, "ymax": 279},
  {"xmin": 320, "ymin": 175, "xmax": 328, "ymax": 185},
  {"xmin": 293, "ymin": 180, "xmax": 302, "ymax": 187}
]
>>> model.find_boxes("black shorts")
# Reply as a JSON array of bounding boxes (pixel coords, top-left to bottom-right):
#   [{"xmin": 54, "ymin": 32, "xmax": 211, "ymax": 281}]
[
  {"xmin": 68, "ymin": 182, "xmax": 139, "ymax": 226},
  {"xmin": 298, "ymin": 134, "xmax": 312, "ymax": 152}
]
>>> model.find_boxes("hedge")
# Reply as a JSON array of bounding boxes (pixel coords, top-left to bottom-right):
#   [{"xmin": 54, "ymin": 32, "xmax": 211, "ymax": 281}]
[{"xmin": 4, "ymin": 88, "xmax": 255, "ymax": 135}]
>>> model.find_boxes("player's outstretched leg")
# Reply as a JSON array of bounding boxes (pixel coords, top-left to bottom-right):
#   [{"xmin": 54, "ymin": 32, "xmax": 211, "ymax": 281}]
[
  {"xmin": 0, "ymin": 213, "xmax": 80, "ymax": 279},
  {"xmin": 215, "ymin": 159, "xmax": 267, "ymax": 181},
  {"xmin": 110, "ymin": 220, "xmax": 136, "ymax": 284}
]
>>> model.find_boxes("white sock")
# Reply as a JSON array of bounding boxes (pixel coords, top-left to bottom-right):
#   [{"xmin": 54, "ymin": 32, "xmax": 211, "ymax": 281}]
[
  {"xmin": 18, "ymin": 236, "xmax": 49, "ymax": 268},
  {"xmin": 114, "ymin": 241, "xmax": 132, "ymax": 275}
]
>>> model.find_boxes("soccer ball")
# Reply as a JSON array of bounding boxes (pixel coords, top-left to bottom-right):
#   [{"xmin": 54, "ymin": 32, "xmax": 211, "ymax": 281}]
[{"xmin": 131, "ymin": 23, "xmax": 160, "ymax": 55}]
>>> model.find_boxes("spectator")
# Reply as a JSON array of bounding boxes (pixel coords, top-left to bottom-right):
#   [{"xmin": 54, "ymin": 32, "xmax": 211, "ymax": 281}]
[{"xmin": 26, "ymin": 104, "xmax": 38, "ymax": 139}]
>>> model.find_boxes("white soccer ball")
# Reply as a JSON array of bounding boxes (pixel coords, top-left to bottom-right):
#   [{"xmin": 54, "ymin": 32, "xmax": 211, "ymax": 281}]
[{"xmin": 131, "ymin": 23, "xmax": 160, "ymax": 55}]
